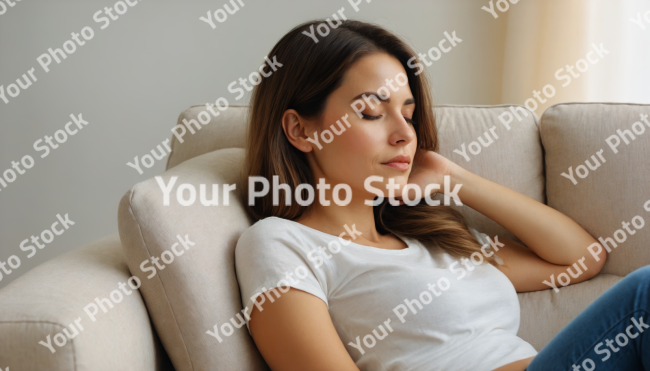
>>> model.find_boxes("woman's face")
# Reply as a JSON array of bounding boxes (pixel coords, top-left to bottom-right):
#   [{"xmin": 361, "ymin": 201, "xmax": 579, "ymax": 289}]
[{"xmin": 304, "ymin": 52, "xmax": 418, "ymax": 202}]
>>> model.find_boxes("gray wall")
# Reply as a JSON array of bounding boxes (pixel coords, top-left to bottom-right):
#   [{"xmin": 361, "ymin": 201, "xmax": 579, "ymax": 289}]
[{"xmin": 0, "ymin": 0, "xmax": 508, "ymax": 288}]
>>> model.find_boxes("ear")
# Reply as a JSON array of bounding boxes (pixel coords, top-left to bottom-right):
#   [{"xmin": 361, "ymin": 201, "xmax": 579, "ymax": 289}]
[{"xmin": 281, "ymin": 109, "xmax": 316, "ymax": 153}]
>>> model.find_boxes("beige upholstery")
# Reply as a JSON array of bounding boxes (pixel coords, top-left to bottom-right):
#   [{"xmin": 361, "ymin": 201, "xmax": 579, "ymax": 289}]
[
  {"xmin": 165, "ymin": 104, "xmax": 249, "ymax": 170},
  {"xmin": 434, "ymin": 104, "xmax": 544, "ymax": 242},
  {"xmin": 2, "ymin": 102, "xmax": 648, "ymax": 370},
  {"xmin": 0, "ymin": 233, "xmax": 172, "ymax": 371},
  {"xmin": 517, "ymin": 273, "xmax": 622, "ymax": 350},
  {"xmin": 542, "ymin": 103, "xmax": 650, "ymax": 276},
  {"xmin": 118, "ymin": 149, "xmax": 269, "ymax": 371}
]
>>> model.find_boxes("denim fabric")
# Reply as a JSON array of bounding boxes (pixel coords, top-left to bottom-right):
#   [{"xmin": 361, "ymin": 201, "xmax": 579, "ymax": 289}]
[{"xmin": 525, "ymin": 265, "xmax": 650, "ymax": 371}]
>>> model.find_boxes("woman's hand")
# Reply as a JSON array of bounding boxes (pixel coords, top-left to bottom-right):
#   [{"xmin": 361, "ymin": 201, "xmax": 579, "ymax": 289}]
[{"xmin": 397, "ymin": 149, "xmax": 457, "ymax": 204}]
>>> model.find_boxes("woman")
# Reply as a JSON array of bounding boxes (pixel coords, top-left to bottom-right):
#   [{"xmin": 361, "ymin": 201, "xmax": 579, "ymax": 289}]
[{"xmin": 234, "ymin": 19, "xmax": 650, "ymax": 371}]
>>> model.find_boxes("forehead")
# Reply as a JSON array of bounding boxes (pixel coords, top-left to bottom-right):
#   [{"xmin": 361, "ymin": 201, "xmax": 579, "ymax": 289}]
[{"xmin": 341, "ymin": 53, "xmax": 408, "ymax": 91}]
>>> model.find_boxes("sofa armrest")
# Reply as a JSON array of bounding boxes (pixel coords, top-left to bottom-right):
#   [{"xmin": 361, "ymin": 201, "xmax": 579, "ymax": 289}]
[{"xmin": 0, "ymin": 233, "xmax": 173, "ymax": 371}]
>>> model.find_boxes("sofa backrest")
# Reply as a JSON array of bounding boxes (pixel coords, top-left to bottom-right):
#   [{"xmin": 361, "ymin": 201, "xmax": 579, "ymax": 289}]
[
  {"xmin": 540, "ymin": 102, "xmax": 650, "ymax": 276},
  {"xmin": 165, "ymin": 104, "xmax": 249, "ymax": 170}
]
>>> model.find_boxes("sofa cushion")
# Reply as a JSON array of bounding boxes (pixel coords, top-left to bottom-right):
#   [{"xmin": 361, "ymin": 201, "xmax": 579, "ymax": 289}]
[
  {"xmin": 434, "ymin": 104, "xmax": 544, "ymax": 240},
  {"xmin": 541, "ymin": 103, "xmax": 650, "ymax": 276},
  {"xmin": 118, "ymin": 148, "xmax": 269, "ymax": 371},
  {"xmin": 517, "ymin": 273, "xmax": 622, "ymax": 350}
]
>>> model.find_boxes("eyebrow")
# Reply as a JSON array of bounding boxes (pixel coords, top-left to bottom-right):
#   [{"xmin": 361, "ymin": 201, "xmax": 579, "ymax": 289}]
[{"xmin": 350, "ymin": 92, "xmax": 415, "ymax": 106}]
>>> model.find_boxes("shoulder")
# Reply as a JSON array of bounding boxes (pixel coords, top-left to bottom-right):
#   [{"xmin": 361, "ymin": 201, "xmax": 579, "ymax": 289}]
[
  {"xmin": 238, "ymin": 216, "xmax": 290, "ymax": 241},
  {"xmin": 235, "ymin": 216, "xmax": 306, "ymax": 258}
]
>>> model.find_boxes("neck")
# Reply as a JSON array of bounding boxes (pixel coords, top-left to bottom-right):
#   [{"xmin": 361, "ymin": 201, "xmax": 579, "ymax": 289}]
[{"xmin": 295, "ymin": 186, "xmax": 385, "ymax": 244}]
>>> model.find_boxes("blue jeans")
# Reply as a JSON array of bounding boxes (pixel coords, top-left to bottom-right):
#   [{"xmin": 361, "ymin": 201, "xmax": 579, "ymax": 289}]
[{"xmin": 525, "ymin": 265, "xmax": 650, "ymax": 371}]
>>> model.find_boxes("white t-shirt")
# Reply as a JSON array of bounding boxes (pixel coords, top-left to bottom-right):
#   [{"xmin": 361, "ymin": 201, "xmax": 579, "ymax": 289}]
[{"xmin": 234, "ymin": 216, "xmax": 538, "ymax": 371}]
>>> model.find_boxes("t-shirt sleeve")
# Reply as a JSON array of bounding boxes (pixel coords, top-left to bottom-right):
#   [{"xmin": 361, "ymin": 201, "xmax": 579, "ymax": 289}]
[
  {"xmin": 468, "ymin": 226, "xmax": 505, "ymax": 266},
  {"xmin": 234, "ymin": 221, "xmax": 329, "ymax": 335}
]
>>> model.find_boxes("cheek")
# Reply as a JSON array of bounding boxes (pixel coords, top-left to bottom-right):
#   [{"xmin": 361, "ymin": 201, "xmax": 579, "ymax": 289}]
[
  {"xmin": 316, "ymin": 125, "xmax": 381, "ymax": 182},
  {"xmin": 337, "ymin": 125, "xmax": 380, "ymax": 155}
]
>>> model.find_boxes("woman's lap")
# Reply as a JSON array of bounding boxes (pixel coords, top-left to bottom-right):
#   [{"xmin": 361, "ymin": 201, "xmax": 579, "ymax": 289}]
[{"xmin": 525, "ymin": 265, "xmax": 650, "ymax": 371}]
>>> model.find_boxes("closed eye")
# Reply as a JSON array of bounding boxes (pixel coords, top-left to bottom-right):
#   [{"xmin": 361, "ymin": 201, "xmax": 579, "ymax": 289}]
[
  {"xmin": 361, "ymin": 113, "xmax": 416, "ymax": 125},
  {"xmin": 361, "ymin": 113, "xmax": 382, "ymax": 120}
]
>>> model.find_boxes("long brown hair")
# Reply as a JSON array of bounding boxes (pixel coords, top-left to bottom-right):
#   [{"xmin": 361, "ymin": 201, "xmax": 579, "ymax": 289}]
[{"xmin": 244, "ymin": 19, "xmax": 500, "ymax": 267}]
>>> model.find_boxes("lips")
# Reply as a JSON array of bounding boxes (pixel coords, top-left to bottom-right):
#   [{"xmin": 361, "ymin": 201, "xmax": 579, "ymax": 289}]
[{"xmin": 381, "ymin": 154, "xmax": 411, "ymax": 171}]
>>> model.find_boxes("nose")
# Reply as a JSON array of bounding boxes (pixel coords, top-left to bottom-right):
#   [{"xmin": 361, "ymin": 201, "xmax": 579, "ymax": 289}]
[{"xmin": 388, "ymin": 111, "xmax": 416, "ymax": 146}]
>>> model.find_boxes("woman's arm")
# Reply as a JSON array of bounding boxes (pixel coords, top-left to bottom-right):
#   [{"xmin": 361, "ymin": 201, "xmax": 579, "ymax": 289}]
[
  {"xmin": 489, "ymin": 235, "xmax": 604, "ymax": 292},
  {"xmin": 249, "ymin": 287, "xmax": 360, "ymax": 371},
  {"xmin": 448, "ymin": 163, "xmax": 607, "ymax": 271}
]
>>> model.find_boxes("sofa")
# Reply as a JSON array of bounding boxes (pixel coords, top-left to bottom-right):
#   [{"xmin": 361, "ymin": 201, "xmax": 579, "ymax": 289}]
[{"xmin": 1, "ymin": 102, "xmax": 648, "ymax": 371}]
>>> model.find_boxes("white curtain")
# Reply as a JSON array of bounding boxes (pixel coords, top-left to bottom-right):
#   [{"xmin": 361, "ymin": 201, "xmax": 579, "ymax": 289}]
[{"xmin": 500, "ymin": 0, "xmax": 650, "ymax": 113}]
